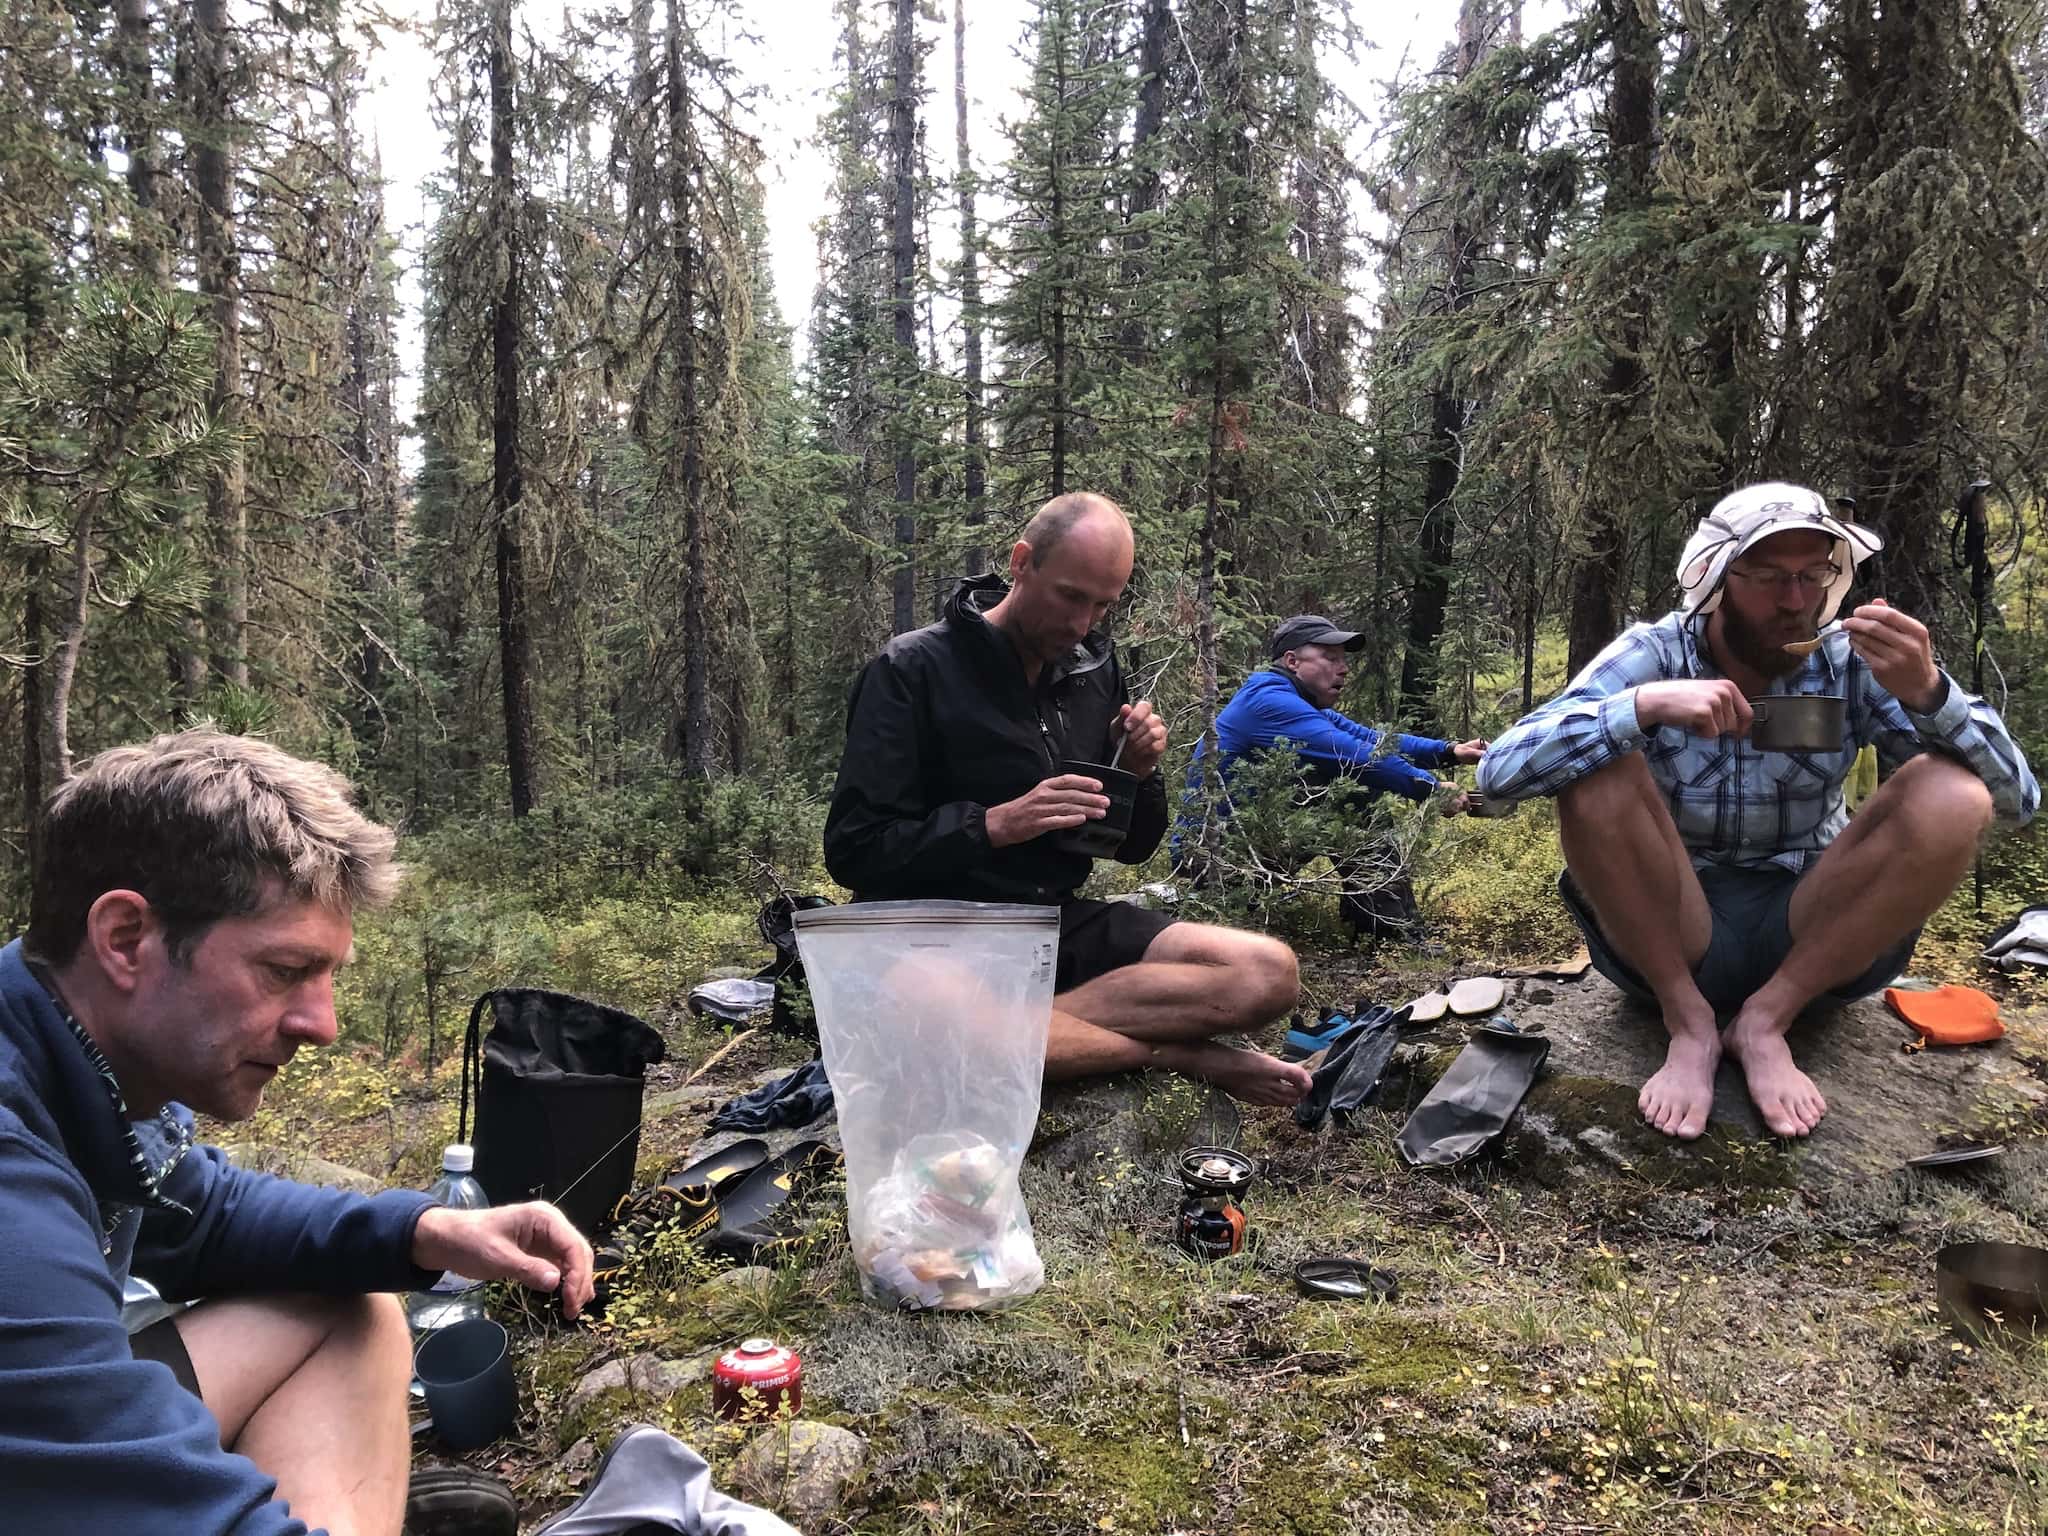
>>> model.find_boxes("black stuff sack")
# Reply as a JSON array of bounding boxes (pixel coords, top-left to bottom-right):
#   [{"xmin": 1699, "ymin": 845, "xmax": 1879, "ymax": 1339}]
[
  {"xmin": 460, "ymin": 989, "xmax": 667, "ymax": 1238},
  {"xmin": 754, "ymin": 894, "xmax": 834, "ymax": 1041}
]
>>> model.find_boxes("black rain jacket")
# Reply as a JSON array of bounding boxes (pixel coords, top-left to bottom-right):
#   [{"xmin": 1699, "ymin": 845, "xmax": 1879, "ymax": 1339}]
[{"xmin": 823, "ymin": 573, "xmax": 1169, "ymax": 905}]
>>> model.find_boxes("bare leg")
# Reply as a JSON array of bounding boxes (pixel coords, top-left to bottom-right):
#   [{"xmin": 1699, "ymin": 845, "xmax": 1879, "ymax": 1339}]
[
  {"xmin": 1048, "ymin": 923, "xmax": 1310, "ymax": 1105},
  {"xmin": 1557, "ymin": 753, "xmax": 1719, "ymax": 1140},
  {"xmin": 174, "ymin": 1292, "xmax": 412, "ymax": 1536},
  {"xmin": 1725, "ymin": 753, "xmax": 1994, "ymax": 1136}
]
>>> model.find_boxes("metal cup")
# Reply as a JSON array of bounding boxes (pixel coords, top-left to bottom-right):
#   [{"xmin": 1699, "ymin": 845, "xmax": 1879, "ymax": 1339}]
[
  {"xmin": 1748, "ymin": 694, "xmax": 1845, "ymax": 754},
  {"xmin": 415, "ymin": 1317, "xmax": 516, "ymax": 1451}
]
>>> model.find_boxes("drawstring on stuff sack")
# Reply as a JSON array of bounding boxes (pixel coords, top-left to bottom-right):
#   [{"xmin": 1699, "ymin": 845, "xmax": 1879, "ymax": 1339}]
[{"xmin": 459, "ymin": 993, "xmax": 489, "ymax": 1146}]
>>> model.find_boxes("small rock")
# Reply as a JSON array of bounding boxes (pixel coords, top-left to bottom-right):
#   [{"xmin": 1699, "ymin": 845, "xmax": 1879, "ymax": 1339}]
[
  {"xmin": 555, "ymin": 1437, "xmax": 599, "ymax": 1484},
  {"xmin": 736, "ymin": 1421, "xmax": 867, "ymax": 1524},
  {"xmin": 627, "ymin": 1352, "xmax": 713, "ymax": 1397},
  {"xmin": 562, "ymin": 1357, "xmax": 632, "ymax": 1420},
  {"xmin": 702, "ymin": 1265, "xmax": 776, "ymax": 1295},
  {"xmin": 563, "ymin": 1352, "xmax": 712, "ymax": 1419}
]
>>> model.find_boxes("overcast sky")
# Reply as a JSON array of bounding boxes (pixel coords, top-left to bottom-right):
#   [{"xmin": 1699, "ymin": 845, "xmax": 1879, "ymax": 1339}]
[{"xmin": 359, "ymin": 1, "xmax": 1478, "ymax": 426}]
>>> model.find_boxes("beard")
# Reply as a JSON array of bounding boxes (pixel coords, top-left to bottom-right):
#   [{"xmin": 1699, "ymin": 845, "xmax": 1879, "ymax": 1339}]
[{"xmin": 1717, "ymin": 595, "xmax": 1821, "ymax": 681}]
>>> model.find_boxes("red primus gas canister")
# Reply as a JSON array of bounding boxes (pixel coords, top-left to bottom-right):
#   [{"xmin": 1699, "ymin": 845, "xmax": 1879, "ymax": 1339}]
[{"xmin": 711, "ymin": 1337, "xmax": 803, "ymax": 1421}]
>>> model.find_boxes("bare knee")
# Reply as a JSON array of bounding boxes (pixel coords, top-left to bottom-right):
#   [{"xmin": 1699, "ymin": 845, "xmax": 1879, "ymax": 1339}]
[
  {"xmin": 333, "ymin": 1291, "xmax": 412, "ymax": 1382},
  {"xmin": 1889, "ymin": 753, "xmax": 1995, "ymax": 841},
  {"xmin": 1557, "ymin": 751, "xmax": 1651, "ymax": 824},
  {"xmin": 1236, "ymin": 935, "xmax": 1298, "ymax": 1022}
]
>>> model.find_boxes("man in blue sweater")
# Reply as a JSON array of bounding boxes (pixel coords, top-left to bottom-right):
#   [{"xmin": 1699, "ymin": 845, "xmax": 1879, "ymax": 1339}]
[
  {"xmin": 1178, "ymin": 616, "xmax": 1486, "ymax": 934},
  {"xmin": 0, "ymin": 731, "xmax": 595, "ymax": 1535}
]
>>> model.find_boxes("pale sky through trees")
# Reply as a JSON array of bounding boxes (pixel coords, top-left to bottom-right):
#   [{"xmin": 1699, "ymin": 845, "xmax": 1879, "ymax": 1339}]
[{"xmin": 362, "ymin": 1, "xmax": 1492, "ymax": 430}]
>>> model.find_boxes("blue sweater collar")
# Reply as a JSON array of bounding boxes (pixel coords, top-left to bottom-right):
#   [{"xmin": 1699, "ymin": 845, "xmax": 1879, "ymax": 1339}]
[{"xmin": 0, "ymin": 940, "xmax": 192, "ymax": 1217}]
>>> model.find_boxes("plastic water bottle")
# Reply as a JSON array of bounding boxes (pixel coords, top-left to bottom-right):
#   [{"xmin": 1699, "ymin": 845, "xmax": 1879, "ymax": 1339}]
[{"xmin": 406, "ymin": 1143, "xmax": 489, "ymax": 1334}]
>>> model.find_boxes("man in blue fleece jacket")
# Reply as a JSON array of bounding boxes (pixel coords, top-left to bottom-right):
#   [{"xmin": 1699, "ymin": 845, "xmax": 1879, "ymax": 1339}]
[
  {"xmin": 1177, "ymin": 616, "xmax": 1487, "ymax": 933},
  {"xmin": 0, "ymin": 731, "xmax": 595, "ymax": 1535}
]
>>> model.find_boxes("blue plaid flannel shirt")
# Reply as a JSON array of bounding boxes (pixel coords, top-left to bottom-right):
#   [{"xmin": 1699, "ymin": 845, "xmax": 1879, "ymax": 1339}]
[{"xmin": 1477, "ymin": 612, "xmax": 2038, "ymax": 874}]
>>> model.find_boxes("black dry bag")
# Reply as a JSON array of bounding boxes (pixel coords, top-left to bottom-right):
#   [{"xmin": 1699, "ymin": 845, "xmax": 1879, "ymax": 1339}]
[{"xmin": 460, "ymin": 989, "xmax": 667, "ymax": 1237}]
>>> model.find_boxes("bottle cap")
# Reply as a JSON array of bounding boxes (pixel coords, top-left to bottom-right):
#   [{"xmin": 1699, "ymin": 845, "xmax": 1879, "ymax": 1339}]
[{"xmin": 442, "ymin": 1143, "xmax": 475, "ymax": 1173}]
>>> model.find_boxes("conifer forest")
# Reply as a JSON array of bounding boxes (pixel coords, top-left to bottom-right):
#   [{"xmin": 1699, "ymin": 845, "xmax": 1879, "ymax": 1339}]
[{"xmin": 3, "ymin": 0, "xmax": 2046, "ymax": 895}]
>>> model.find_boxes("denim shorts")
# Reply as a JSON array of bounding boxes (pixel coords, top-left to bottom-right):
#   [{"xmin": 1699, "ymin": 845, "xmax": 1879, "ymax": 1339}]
[{"xmin": 1559, "ymin": 863, "xmax": 1917, "ymax": 1015}]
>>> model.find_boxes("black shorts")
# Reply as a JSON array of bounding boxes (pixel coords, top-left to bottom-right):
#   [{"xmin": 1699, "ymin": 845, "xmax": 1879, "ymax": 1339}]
[
  {"xmin": 1055, "ymin": 898, "xmax": 1179, "ymax": 994},
  {"xmin": 1561, "ymin": 864, "xmax": 1918, "ymax": 1015},
  {"xmin": 130, "ymin": 1314, "xmax": 203, "ymax": 1397}
]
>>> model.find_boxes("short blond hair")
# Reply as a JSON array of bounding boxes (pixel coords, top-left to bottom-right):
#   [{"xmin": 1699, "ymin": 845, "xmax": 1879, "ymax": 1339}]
[{"xmin": 28, "ymin": 731, "xmax": 401, "ymax": 964}]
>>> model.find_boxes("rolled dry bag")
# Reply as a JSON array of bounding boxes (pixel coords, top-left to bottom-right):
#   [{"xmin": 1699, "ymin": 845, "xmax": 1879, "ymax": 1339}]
[{"xmin": 460, "ymin": 989, "xmax": 667, "ymax": 1237}]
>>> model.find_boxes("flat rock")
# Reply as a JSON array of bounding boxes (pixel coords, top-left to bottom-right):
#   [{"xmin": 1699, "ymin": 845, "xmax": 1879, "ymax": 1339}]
[
  {"xmin": 736, "ymin": 1421, "xmax": 866, "ymax": 1525},
  {"xmin": 1030, "ymin": 1072, "xmax": 1243, "ymax": 1177},
  {"xmin": 562, "ymin": 1351, "xmax": 714, "ymax": 1419},
  {"xmin": 642, "ymin": 1082, "xmax": 726, "ymax": 1120},
  {"xmin": 1381, "ymin": 972, "xmax": 2047, "ymax": 1187},
  {"xmin": 216, "ymin": 1144, "xmax": 384, "ymax": 1196},
  {"xmin": 701, "ymin": 1265, "xmax": 776, "ymax": 1295}
]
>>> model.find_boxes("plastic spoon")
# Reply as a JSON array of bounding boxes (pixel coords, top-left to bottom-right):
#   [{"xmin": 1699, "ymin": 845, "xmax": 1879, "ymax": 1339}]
[{"xmin": 1106, "ymin": 719, "xmax": 1129, "ymax": 771}]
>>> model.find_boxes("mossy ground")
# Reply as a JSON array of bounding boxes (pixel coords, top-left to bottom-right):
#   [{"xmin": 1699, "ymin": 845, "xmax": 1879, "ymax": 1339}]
[{"xmin": 225, "ymin": 866, "xmax": 2048, "ymax": 1535}]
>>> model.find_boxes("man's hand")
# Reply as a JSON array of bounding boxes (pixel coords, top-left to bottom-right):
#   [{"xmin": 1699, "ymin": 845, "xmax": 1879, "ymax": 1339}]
[
  {"xmin": 414, "ymin": 1202, "xmax": 595, "ymax": 1320},
  {"xmin": 1437, "ymin": 783, "xmax": 1471, "ymax": 816},
  {"xmin": 986, "ymin": 775, "xmax": 1110, "ymax": 848},
  {"xmin": 1635, "ymin": 679, "xmax": 1753, "ymax": 738},
  {"xmin": 1115, "ymin": 700, "xmax": 1168, "ymax": 778},
  {"xmin": 1449, "ymin": 738, "xmax": 1488, "ymax": 765},
  {"xmin": 1842, "ymin": 599, "xmax": 1944, "ymax": 713}
]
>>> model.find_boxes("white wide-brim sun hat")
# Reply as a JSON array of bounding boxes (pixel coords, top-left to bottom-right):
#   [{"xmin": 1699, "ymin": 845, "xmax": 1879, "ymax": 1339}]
[{"xmin": 1677, "ymin": 481, "xmax": 1885, "ymax": 626}]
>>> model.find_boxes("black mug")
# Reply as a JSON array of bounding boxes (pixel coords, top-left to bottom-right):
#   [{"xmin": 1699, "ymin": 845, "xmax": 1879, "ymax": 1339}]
[{"xmin": 1051, "ymin": 759, "xmax": 1139, "ymax": 858}]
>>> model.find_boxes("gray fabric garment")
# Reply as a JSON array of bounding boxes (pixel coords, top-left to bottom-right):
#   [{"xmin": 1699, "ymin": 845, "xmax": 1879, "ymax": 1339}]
[
  {"xmin": 688, "ymin": 978, "xmax": 777, "ymax": 1025},
  {"xmin": 534, "ymin": 1425, "xmax": 798, "ymax": 1536},
  {"xmin": 1984, "ymin": 906, "xmax": 2048, "ymax": 973}
]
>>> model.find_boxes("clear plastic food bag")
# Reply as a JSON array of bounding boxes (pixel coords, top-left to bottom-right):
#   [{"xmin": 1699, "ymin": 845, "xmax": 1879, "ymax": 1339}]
[{"xmin": 793, "ymin": 902, "xmax": 1056, "ymax": 1311}]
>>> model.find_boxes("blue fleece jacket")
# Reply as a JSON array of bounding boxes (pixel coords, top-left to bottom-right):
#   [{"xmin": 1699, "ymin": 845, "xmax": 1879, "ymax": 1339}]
[
  {"xmin": 0, "ymin": 938, "xmax": 438, "ymax": 1534},
  {"xmin": 1177, "ymin": 668, "xmax": 1456, "ymax": 851}
]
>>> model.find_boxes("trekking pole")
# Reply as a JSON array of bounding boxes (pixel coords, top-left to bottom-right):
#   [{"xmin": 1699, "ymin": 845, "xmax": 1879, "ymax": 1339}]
[{"xmin": 1949, "ymin": 477, "xmax": 1993, "ymax": 914}]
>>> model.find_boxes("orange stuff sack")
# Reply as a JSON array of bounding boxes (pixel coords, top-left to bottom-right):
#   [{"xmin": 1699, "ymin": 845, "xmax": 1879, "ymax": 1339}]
[{"xmin": 1883, "ymin": 985, "xmax": 2004, "ymax": 1046}]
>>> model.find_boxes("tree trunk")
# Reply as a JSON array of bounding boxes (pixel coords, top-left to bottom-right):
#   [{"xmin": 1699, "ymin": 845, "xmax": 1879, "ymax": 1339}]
[
  {"xmin": 489, "ymin": 0, "xmax": 536, "ymax": 815},
  {"xmin": 193, "ymin": 0, "xmax": 247, "ymax": 689},
  {"xmin": 668, "ymin": 0, "xmax": 715, "ymax": 777},
  {"xmin": 1398, "ymin": 374, "xmax": 1465, "ymax": 724},
  {"xmin": 1564, "ymin": 0, "xmax": 1657, "ymax": 678},
  {"xmin": 22, "ymin": 554, "xmax": 47, "ymax": 831},
  {"xmin": 1396, "ymin": 1, "xmax": 1493, "ymax": 727},
  {"xmin": 889, "ymin": 0, "xmax": 918, "ymax": 635},
  {"xmin": 50, "ymin": 476, "xmax": 109, "ymax": 784},
  {"xmin": 114, "ymin": 0, "xmax": 169, "ymax": 284},
  {"xmin": 954, "ymin": 0, "xmax": 988, "ymax": 574}
]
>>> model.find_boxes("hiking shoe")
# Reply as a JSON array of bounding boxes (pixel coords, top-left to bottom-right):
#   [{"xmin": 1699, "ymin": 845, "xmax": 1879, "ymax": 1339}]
[
  {"xmin": 1283, "ymin": 1009, "xmax": 1354, "ymax": 1061},
  {"xmin": 403, "ymin": 1465, "xmax": 517, "ymax": 1536}
]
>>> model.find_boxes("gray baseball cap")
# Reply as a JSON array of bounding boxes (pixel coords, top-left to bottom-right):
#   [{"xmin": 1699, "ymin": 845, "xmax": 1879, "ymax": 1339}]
[{"xmin": 1269, "ymin": 614, "xmax": 1365, "ymax": 658}]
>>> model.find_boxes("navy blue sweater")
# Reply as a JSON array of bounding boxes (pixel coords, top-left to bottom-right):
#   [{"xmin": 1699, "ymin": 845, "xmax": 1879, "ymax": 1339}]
[{"xmin": 0, "ymin": 939, "xmax": 437, "ymax": 1534}]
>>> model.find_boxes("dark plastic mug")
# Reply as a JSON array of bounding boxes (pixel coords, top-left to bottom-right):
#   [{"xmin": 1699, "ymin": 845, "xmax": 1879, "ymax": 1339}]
[
  {"xmin": 1051, "ymin": 759, "xmax": 1139, "ymax": 859},
  {"xmin": 1749, "ymin": 694, "xmax": 1845, "ymax": 754},
  {"xmin": 415, "ymin": 1317, "xmax": 516, "ymax": 1451}
]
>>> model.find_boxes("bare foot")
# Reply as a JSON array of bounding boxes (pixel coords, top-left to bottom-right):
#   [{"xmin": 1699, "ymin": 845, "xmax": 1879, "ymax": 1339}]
[
  {"xmin": 1723, "ymin": 1019, "xmax": 1827, "ymax": 1137},
  {"xmin": 1639, "ymin": 1029, "xmax": 1719, "ymax": 1140},
  {"xmin": 1179, "ymin": 1043, "xmax": 1312, "ymax": 1106}
]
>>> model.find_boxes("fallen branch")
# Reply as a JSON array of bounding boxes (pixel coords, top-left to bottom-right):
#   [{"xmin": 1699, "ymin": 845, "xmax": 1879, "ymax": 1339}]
[{"xmin": 684, "ymin": 1028, "xmax": 760, "ymax": 1087}]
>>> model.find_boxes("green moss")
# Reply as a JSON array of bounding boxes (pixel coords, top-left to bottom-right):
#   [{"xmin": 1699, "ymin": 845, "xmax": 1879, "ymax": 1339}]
[{"xmin": 1286, "ymin": 1308, "xmax": 1469, "ymax": 1393}]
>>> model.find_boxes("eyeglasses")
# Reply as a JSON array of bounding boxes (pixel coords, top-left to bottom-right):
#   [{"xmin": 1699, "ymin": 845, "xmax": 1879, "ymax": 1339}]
[{"xmin": 1725, "ymin": 562, "xmax": 1841, "ymax": 595}]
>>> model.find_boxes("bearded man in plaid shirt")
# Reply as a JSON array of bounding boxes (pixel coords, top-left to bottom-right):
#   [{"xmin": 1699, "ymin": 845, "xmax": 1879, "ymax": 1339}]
[{"xmin": 1479, "ymin": 484, "xmax": 2036, "ymax": 1141}]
